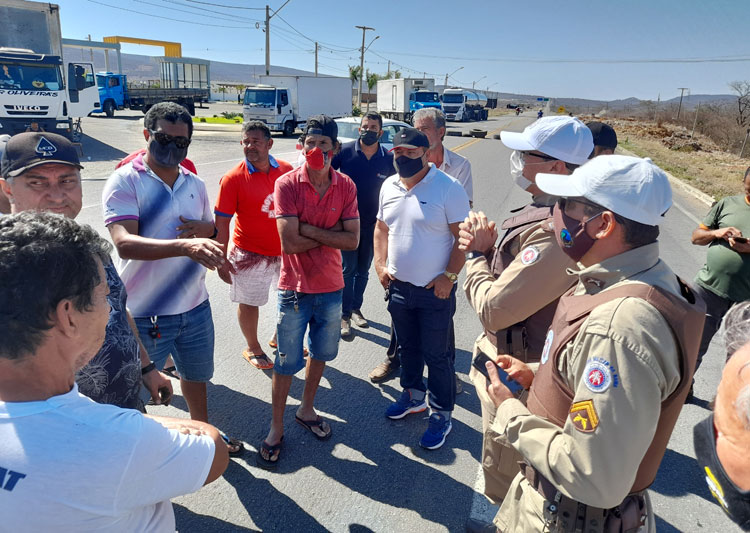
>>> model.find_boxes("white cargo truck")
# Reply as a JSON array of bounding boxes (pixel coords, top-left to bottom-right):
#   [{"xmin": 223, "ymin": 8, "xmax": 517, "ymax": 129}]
[
  {"xmin": 376, "ymin": 78, "xmax": 442, "ymax": 123},
  {"xmin": 0, "ymin": 0, "xmax": 100, "ymax": 139},
  {"xmin": 243, "ymin": 75, "xmax": 351, "ymax": 137}
]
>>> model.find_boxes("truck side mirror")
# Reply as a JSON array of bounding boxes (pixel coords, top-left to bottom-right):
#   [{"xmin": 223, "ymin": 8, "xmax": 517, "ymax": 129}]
[{"xmin": 277, "ymin": 104, "xmax": 282, "ymax": 114}]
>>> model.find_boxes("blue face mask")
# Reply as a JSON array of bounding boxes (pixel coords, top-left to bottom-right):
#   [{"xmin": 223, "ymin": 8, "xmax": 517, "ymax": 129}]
[{"xmin": 394, "ymin": 155, "xmax": 424, "ymax": 178}]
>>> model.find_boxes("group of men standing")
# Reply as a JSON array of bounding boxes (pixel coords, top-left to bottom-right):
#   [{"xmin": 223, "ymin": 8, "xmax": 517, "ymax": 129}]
[{"xmin": 2, "ymin": 100, "xmax": 748, "ymax": 531}]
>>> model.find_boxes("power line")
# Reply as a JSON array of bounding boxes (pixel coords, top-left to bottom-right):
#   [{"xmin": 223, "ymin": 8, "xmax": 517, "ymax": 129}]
[
  {"xmin": 132, "ymin": 0, "xmax": 256, "ymax": 23},
  {"xmin": 274, "ymin": 14, "xmax": 359, "ymax": 52},
  {"xmin": 182, "ymin": 0, "xmax": 264, "ymax": 9},
  {"xmin": 154, "ymin": 0, "xmax": 260, "ymax": 21},
  {"xmin": 86, "ymin": 0, "xmax": 249, "ymax": 28}
]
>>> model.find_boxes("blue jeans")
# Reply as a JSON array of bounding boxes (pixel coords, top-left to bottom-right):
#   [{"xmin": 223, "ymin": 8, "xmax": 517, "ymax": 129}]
[
  {"xmin": 342, "ymin": 222, "xmax": 375, "ymax": 318},
  {"xmin": 135, "ymin": 299, "xmax": 214, "ymax": 382},
  {"xmin": 387, "ymin": 280, "xmax": 456, "ymax": 412},
  {"xmin": 275, "ymin": 289, "xmax": 343, "ymax": 375}
]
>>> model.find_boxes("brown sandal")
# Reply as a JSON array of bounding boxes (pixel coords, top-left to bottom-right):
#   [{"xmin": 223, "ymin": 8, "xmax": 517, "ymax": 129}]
[
  {"xmin": 256, "ymin": 437, "xmax": 283, "ymax": 470},
  {"xmin": 242, "ymin": 350, "xmax": 274, "ymax": 370},
  {"xmin": 295, "ymin": 415, "xmax": 332, "ymax": 440}
]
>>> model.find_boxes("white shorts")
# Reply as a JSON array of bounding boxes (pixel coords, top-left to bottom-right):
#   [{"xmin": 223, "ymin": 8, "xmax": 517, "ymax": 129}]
[{"xmin": 228, "ymin": 246, "xmax": 280, "ymax": 306}]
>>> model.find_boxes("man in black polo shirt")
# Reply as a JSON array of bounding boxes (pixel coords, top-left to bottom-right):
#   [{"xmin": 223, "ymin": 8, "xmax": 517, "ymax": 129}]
[{"xmin": 333, "ymin": 112, "xmax": 395, "ymax": 337}]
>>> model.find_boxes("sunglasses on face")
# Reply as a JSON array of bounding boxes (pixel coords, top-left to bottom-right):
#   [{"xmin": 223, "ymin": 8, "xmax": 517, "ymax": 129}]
[
  {"xmin": 520, "ymin": 151, "xmax": 558, "ymax": 165},
  {"xmin": 558, "ymin": 197, "xmax": 604, "ymax": 218},
  {"xmin": 149, "ymin": 130, "xmax": 191, "ymax": 149}
]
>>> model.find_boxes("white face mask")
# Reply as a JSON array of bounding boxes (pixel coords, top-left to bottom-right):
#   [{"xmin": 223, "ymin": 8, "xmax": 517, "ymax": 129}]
[{"xmin": 510, "ymin": 150, "xmax": 533, "ymax": 190}]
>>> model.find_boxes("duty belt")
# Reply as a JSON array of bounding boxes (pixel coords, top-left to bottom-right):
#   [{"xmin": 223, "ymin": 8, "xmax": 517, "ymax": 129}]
[
  {"xmin": 484, "ymin": 325, "xmax": 527, "ymax": 359},
  {"xmin": 520, "ymin": 462, "xmax": 647, "ymax": 533}
]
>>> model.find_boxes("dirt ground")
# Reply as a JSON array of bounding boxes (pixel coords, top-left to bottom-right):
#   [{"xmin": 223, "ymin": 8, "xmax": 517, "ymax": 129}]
[{"xmin": 580, "ymin": 115, "xmax": 748, "ymax": 200}]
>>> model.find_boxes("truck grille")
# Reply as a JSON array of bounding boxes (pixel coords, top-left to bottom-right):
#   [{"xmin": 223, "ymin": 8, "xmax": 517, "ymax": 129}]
[
  {"xmin": 443, "ymin": 106, "xmax": 460, "ymax": 113},
  {"xmin": 4, "ymin": 105, "xmax": 49, "ymax": 116}
]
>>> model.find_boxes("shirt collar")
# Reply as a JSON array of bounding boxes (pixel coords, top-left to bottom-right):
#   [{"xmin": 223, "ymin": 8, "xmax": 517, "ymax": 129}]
[
  {"xmin": 246, "ymin": 154, "xmax": 279, "ymax": 174},
  {"xmin": 393, "ymin": 163, "xmax": 437, "ymax": 191},
  {"xmin": 355, "ymin": 139, "xmax": 384, "ymax": 156},
  {"xmin": 569, "ymin": 241, "xmax": 661, "ymax": 294},
  {"xmin": 439, "ymin": 145, "xmax": 451, "ymax": 170},
  {"xmin": 136, "ymin": 152, "xmax": 188, "ymax": 189},
  {"xmin": 299, "ymin": 163, "xmax": 339, "ymax": 185}
]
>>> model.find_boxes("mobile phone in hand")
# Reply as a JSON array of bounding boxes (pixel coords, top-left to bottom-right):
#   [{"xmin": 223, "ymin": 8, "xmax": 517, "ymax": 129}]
[
  {"xmin": 472, "ymin": 352, "xmax": 525, "ymax": 396},
  {"xmin": 733, "ymin": 236, "xmax": 748, "ymax": 243}
]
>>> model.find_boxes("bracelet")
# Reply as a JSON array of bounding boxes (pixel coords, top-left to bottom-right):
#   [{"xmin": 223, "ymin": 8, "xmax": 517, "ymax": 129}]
[
  {"xmin": 210, "ymin": 226, "xmax": 218, "ymax": 239},
  {"xmin": 141, "ymin": 362, "xmax": 156, "ymax": 375},
  {"xmin": 466, "ymin": 250, "xmax": 485, "ymax": 260}
]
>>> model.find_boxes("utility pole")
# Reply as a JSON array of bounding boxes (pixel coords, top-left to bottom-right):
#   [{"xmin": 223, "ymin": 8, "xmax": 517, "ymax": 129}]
[
  {"xmin": 676, "ymin": 87, "xmax": 688, "ymax": 120},
  {"xmin": 87, "ymin": 34, "xmax": 93, "ymax": 63},
  {"xmin": 314, "ymin": 42, "xmax": 318, "ymax": 77},
  {"xmin": 691, "ymin": 101, "xmax": 700, "ymax": 138},
  {"xmin": 355, "ymin": 25, "xmax": 375, "ymax": 108},
  {"xmin": 387, "ymin": 60, "xmax": 390, "ymax": 78},
  {"xmin": 265, "ymin": 1, "xmax": 291, "ymax": 76}
]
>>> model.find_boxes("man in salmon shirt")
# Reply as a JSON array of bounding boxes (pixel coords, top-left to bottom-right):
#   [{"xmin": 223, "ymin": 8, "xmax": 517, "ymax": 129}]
[
  {"xmin": 214, "ymin": 121, "xmax": 293, "ymax": 370},
  {"xmin": 256, "ymin": 115, "xmax": 359, "ymax": 469}
]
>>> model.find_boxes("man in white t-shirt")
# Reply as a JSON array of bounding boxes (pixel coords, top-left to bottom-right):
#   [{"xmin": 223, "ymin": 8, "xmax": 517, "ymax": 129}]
[
  {"xmin": 375, "ymin": 128, "xmax": 470, "ymax": 450},
  {"xmin": 0, "ymin": 211, "xmax": 228, "ymax": 532}
]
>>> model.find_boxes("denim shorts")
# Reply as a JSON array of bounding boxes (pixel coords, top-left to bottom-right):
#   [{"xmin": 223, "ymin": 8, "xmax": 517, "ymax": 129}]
[
  {"xmin": 275, "ymin": 289, "xmax": 342, "ymax": 375},
  {"xmin": 135, "ymin": 299, "xmax": 215, "ymax": 382}
]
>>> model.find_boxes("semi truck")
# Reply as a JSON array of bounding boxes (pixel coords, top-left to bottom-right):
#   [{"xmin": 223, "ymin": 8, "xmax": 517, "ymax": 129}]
[
  {"xmin": 243, "ymin": 75, "xmax": 351, "ymax": 137},
  {"xmin": 0, "ymin": 0, "xmax": 100, "ymax": 139},
  {"xmin": 441, "ymin": 88, "xmax": 489, "ymax": 122},
  {"xmin": 376, "ymin": 78, "xmax": 441, "ymax": 123},
  {"xmin": 95, "ymin": 68, "xmax": 210, "ymax": 117}
]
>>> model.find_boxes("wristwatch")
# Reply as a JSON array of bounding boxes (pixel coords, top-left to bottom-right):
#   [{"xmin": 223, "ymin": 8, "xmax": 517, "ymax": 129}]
[
  {"xmin": 443, "ymin": 271, "xmax": 458, "ymax": 283},
  {"xmin": 465, "ymin": 250, "xmax": 485, "ymax": 260}
]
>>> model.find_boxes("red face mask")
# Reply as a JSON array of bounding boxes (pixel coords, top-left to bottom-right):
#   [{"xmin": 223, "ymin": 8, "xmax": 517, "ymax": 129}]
[{"xmin": 305, "ymin": 147, "xmax": 329, "ymax": 170}]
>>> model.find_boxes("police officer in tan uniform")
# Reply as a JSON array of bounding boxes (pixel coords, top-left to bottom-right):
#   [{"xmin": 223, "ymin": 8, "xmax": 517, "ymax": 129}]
[
  {"xmin": 480, "ymin": 155, "xmax": 705, "ymax": 532},
  {"xmin": 459, "ymin": 117, "xmax": 594, "ymax": 510}
]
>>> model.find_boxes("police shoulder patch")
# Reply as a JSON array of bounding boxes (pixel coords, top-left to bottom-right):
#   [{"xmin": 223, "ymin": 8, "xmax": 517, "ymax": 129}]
[
  {"xmin": 520, "ymin": 245, "xmax": 540, "ymax": 265},
  {"xmin": 583, "ymin": 358, "xmax": 613, "ymax": 393},
  {"xmin": 540, "ymin": 330, "xmax": 553, "ymax": 365},
  {"xmin": 569, "ymin": 399, "xmax": 599, "ymax": 433}
]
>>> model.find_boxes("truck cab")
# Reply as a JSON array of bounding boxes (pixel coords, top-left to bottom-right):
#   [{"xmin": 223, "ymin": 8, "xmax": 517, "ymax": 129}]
[
  {"xmin": 409, "ymin": 90, "xmax": 442, "ymax": 113},
  {"xmin": 243, "ymin": 85, "xmax": 294, "ymax": 136},
  {"xmin": 96, "ymin": 72, "xmax": 128, "ymax": 117}
]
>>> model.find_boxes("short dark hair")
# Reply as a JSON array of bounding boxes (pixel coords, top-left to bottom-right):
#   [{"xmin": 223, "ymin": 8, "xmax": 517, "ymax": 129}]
[
  {"xmin": 744, "ymin": 166, "xmax": 750, "ymax": 181},
  {"xmin": 0, "ymin": 212, "xmax": 112, "ymax": 360},
  {"xmin": 361, "ymin": 112, "xmax": 383, "ymax": 130},
  {"xmin": 144, "ymin": 102, "xmax": 193, "ymax": 138},
  {"xmin": 582, "ymin": 202, "xmax": 659, "ymax": 248},
  {"xmin": 242, "ymin": 120, "xmax": 271, "ymax": 140}
]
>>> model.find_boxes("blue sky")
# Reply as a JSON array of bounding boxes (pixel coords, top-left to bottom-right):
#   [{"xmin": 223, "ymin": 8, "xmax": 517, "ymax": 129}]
[{"xmin": 53, "ymin": 0, "xmax": 750, "ymax": 101}]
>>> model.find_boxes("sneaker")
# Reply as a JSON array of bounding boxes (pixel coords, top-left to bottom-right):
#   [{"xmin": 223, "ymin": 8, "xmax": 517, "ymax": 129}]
[
  {"xmin": 386, "ymin": 390, "xmax": 427, "ymax": 419},
  {"xmin": 351, "ymin": 309, "xmax": 369, "ymax": 328},
  {"xmin": 419, "ymin": 413, "xmax": 452, "ymax": 450},
  {"xmin": 341, "ymin": 318, "xmax": 352, "ymax": 338},
  {"xmin": 369, "ymin": 359, "xmax": 399, "ymax": 383}
]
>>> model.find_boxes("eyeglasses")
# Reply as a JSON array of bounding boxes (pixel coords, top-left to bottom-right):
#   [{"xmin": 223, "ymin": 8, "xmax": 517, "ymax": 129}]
[
  {"xmin": 520, "ymin": 151, "xmax": 558, "ymax": 165},
  {"xmin": 149, "ymin": 130, "xmax": 191, "ymax": 149}
]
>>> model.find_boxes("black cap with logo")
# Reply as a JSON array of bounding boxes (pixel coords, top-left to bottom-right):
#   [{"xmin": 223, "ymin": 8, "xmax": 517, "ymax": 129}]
[
  {"xmin": 391, "ymin": 127, "xmax": 430, "ymax": 150},
  {"xmin": 1, "ymin": 132, "xmax": 83, "ymax": 178}
]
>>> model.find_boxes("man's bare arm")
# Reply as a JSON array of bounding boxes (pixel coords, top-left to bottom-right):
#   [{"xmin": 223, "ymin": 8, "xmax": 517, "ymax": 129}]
[
  {"xmin": 277, "ymin": 216, "xmax": 321, "ymax": 254},
  {"xmin": 299, "ymin": 219, "xmax": 359, "ymax": 250},
  {"xmin": 692, "ymin": 224, "xmax": 741, "ymax": 246},
  {"xmin": 143, "ymin": 415, "xmax": 229, "ymax": 486},
  {"xmin": 373, "ymin": 219, "xmax": 393, "ymax": 288}
]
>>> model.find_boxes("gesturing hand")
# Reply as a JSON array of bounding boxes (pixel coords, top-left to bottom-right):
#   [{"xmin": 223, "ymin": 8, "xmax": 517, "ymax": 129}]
[
  {"xmin": 177, "ymin": 216, "xmax": 216, "ymax": 239},
  {"xmin": 182, "ymin": 239, "xmax": 234, "ymax": 271},
  {"xmin": 458, "ymin": 211, "xmax": 498, "ymax": 253}
]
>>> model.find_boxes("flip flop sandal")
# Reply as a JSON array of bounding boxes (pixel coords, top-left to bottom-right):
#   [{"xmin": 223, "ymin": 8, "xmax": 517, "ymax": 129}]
[
  {"xmin": 295, "ymin": 415, "xmax": 332, "ymax": 441},
  {"xmin": 162, "ymin": 365, "xmax": 180, "ymax": 379},
  {"xmin": 256, "ymin": 437, "xmax": 283, "ymax": 470},
  {"xmin": 221, "ymin": 434, "xmax": 245, "ymax": 457},
  {"xmin": 242, "ymin": 350, "xmax": 274, "ymax": 370}
]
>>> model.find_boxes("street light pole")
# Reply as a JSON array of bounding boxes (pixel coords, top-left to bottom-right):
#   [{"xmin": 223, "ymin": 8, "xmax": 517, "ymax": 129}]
[
  {"xmin": 444, "ymin": 66, "xmax": 463, "ymax": 87},
  {"xmin": 472, "ymin": 76, "xmax": 486, "ymax": 90},
  {"xmin": 355, "ymin": 25, "xmax": 375, "ymax": 109}
]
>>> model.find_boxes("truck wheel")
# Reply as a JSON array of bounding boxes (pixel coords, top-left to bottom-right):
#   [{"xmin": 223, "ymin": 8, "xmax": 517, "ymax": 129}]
[
  {"xmin": 185, "ymin": 101, "xmax": 196, "ymax": 115},
  {"xmin": 283, "ymin": 121, "xmax": 295, "ymax": 137},
  {"xmin": 104, "ymin": 101, "xmax": 115, "ymax": 118},
  {"xmin": 404, "ymin": 113, "xmax": 412, "ymax": 125}
]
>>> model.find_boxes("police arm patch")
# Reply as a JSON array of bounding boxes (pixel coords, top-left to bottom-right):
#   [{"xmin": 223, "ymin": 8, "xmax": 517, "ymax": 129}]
[
  {"xmin": 583, "ymin": 358, "xmax": 613, "ymax": 393},
  {"xmin": 569, "ymin": 400, "xmax": 599, "ymax": 433},
  {"xmin": 520, "ymin": 245, "xmax": 540, "ymax": 265}
]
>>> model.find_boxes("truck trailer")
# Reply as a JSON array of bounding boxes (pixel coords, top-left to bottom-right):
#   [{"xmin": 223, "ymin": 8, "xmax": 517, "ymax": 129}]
[
  {"xmin": 243, "ymin": 75, "xmax": 351, "ymax": 137},
  {"xmin": 441, "ymin": 88, "xmax": 489, "ymax": 122},
  {"xmin": 376, "ymin": 78, "xmax": 441, "ymax": 123},
  {"xmin": 0, "ymin": 0, "xmax": 99, "ymax": 139}
]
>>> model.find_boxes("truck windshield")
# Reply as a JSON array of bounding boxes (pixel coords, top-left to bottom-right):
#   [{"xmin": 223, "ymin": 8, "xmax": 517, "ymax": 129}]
[
  {"xmin": 244, "ymin": 89, "xmax": 276, "ymax": 106},
  {"xmin": 442, "ymin": 93, "xmax": 464, "ymax": 104},
  {"xmin": 0, "ymin": 63, "xmax": 63, "ymax": 91},
  {"xmin": 415, "ymin": 92, "xmax": 439, "ymax": 103}
]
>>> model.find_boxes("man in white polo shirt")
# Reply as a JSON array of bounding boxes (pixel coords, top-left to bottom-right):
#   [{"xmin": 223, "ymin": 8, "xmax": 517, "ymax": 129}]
[
  {"xmin": 375, "ymin": 128, "xmax": 470, "ymax": 450},
  {"xmin": 103, "ymin": 102, "xmax": 242, "ymax": 455},
  {"xmin": 0, "ymin": 211, "xmax": 228, "ymax": 531}
]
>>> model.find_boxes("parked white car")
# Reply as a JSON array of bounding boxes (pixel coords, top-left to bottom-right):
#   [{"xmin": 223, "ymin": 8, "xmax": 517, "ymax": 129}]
[{"xmin": 334, "ymin": 116, "xmax": 411, "ymax": 150}]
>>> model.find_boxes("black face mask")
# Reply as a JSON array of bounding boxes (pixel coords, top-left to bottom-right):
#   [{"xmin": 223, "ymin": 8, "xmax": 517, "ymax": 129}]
[
  {"xmin": 552, "ymin": 202, "xmax": 602, "ymax": 263},
  {"xmin": 360, "ymin": 130, "xmax": 379, "ymax": 146},
  {"xmin": 394, "ymin": 155, "xmax": 424, "ymax": 178},
  {"xmin": 694, "ymin": 415, "xmax": 750, "ymax": 530},
  {"xmin": 148, "ymin": 138, "xmax": 188, "ymax": 168}
]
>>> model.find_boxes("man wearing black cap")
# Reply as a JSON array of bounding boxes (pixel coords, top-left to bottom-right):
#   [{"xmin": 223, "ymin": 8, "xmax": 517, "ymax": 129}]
[
  {"xmin": 586, "ymin": 121, "xmax": 618, "ymax": 157},
  {"xmin": 257, "ymin": 115, "xmax": 359, "ymax": 469},
  {"xmin": 0, "ymin": 131, "xmax": 172, "ymax": 411},
  {"xmin": 375, "ymin": 128, "xmax": 470, "ymax": 450}
]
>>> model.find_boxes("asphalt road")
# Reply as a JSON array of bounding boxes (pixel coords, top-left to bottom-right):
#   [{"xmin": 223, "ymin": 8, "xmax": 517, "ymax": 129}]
[{"xmin": 71, "ymin": 105, "xmax": 740, "ymax": 532}]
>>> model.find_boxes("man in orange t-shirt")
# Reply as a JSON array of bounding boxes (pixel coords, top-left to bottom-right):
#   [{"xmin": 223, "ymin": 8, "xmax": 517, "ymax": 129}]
[{"xmin": 215, "ymin": 121, "xmax": 293, "ymax": 369}]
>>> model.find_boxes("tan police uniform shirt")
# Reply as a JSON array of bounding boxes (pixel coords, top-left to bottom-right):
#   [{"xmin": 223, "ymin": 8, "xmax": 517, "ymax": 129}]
[{"xmin": 493, "ymin": 242, "xmax": 681, "ymax": 532}]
